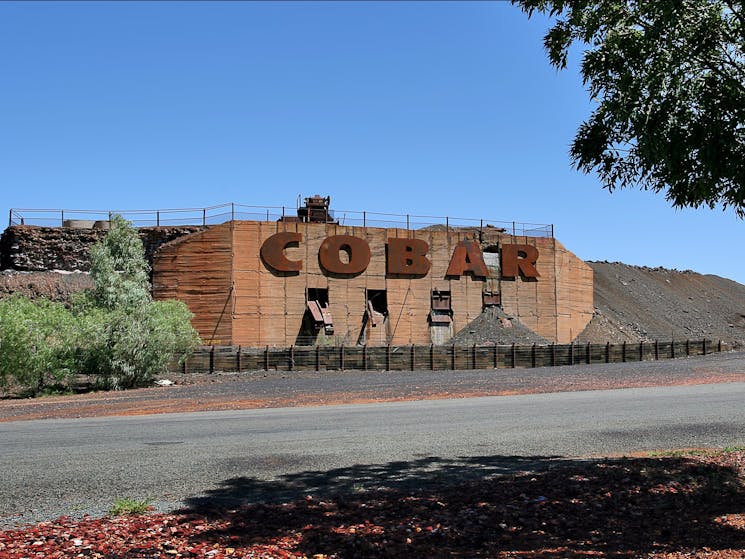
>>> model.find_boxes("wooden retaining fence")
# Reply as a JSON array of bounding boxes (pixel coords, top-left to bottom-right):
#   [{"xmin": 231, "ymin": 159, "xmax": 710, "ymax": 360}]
[{"xmin": 172, "ymin": 339, "xmax": 725, "ymax": 374}]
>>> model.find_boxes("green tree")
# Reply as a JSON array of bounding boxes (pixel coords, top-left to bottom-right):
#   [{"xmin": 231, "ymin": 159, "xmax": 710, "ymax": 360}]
[
  {"xmin": 78, "ymin": 215, "xmax": 200, "ymax": 389},
  {"xmin": 514, "ymin": 0, "xmax": 745, "ymax": 215}
]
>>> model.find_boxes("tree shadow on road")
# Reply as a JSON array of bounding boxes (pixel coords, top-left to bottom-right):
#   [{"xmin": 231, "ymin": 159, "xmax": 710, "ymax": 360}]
[{"xmin": 177, "ymin": 452, "xmax": 745, "ymax": 557}]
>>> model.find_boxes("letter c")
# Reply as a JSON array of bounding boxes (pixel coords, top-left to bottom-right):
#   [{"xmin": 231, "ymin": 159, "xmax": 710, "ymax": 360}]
[{"xmin": 261, "ymin": 232, "xmax": 303, "ymax": 272}]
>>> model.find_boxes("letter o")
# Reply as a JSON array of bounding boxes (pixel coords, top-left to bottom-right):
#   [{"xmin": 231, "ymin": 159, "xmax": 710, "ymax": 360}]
[{"xmin": 319, "ymin": 235, "xmax": 371, "ymax": 275}]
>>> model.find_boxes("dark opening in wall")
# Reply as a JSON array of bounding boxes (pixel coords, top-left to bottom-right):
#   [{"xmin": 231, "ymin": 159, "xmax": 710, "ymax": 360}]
[
  {"xmin": 366, "ymin": 289, "xmax": 388, "ymax": 328},
  {"xmin": 306, "ymin": 288, "xmax": 333, "ymax": 335}
]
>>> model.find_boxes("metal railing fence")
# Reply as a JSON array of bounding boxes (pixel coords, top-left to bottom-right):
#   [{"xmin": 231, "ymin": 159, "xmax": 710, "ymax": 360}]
[{"xmin": 9, "ymin": 203, "xmax": 554, "ymax": 238}]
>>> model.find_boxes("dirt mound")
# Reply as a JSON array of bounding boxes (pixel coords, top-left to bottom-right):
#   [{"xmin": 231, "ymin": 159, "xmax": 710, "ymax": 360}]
[
  {"xmin": 576, "ymin": 262, "xmax": 745, "ymax": 347},
  {"xmin": 0, "ymin": 271, "xmax": 93, "ymax": 302},
  {"xmin": 450, "ymin": 307, "xmax": 549, "ymax": 345}
]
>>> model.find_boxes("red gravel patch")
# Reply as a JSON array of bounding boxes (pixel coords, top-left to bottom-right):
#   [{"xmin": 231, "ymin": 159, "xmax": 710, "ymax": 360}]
[{"xmin": 3, "ymin": 449, "xmax": 745, "ymax": 558}]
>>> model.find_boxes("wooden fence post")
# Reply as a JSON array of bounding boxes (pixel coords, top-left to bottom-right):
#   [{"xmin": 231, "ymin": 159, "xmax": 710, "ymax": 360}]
[
  {"xmin": 316, "ymin": 345, "xmax": 321, "ymax": 372},
  {"xmin": 655, "ymin": 339, "xmax": 659, "ymax": 360},
  {"xmin": 685, "ymin": 339, "xmax": 690, "ymax": 356},
  {"xmin": 363, "ymin": 344, "xmax": 368, "ymax": 370},
  {"xmin": 209, "ymin": 345, "xmax": 215, "ymax": 373},
  {"xmin": 451, "ymin": 344, "xmax": 455, "ymax": 370},
  {"xmin": 639, "ymin": 341, "xmax": 643, "ymax": 361},
  {"xmin": 264, "ymin": 345, "xmax": 269, "ymax": 371},
  {"xmin": 430, "ymin": 343, "xmax": 435, "ymax": 371},
  {"xmin": 511, "ymin": 343, "xmax": 517, "ymax": 368},
  {"xmin": 586, "ymin": 342, "xmax": 591, "ymax": 364},
  {"xmin": 411, "ymin": 344, "xmax": 415, "ymax": 371},
  {"xmin": 237, "ymin": 345, "xmax": 242, "ymax": 373},
  {"xmin": 340, "ymin": 344, "xmax": 345, "ymax": 370},
  {"xmin": 494, "ymin": 344, "xmax": 499, "ymax": 369},
  {"xmin": 622, "ymin": 341, "xmax": 626, "ymax": 363},
  {"xmin": 606, "ymin": 341, "xmax": 610, "ymax": 363},
  {"xmin": 387, "ymin": 344, "xmax": 391, "ymax": 371},
  {"xmin": 472, "ymin": 344, "xmax": 477, "ymax": 370},
  {"xmin": 569, "ymin": 342, "xmax": 574, "ymax": 365},
  {"xmin": 703, "ymin": 339, "xmax": 707, "ymax": 355},
  {"xmin": 551, "ymin": 344, "xmax": 555, "ymax": 366},
  {"xmin": 289, "ymin": 345, "xmax": 294, "ymax": 371},
  {"xmin": 531, "ymin": 343, "xmax": 536, "ymax": 368}
]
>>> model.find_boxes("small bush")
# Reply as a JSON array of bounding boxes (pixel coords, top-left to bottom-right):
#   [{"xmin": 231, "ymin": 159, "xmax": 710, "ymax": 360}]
[
  {"xmin": 0, "ymin": 295, "xmax": 78, "ymax": 396},
  {"xmin": 109, "ymin": 497, "xmax": 152, "ymax": 516}
]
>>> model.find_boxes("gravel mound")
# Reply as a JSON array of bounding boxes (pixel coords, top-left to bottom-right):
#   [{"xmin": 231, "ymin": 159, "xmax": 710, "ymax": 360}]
[
  {"xmin": 450, "ymin": 307, "xmax": 549, "ymax": 345},
  {"xmin": 0, "ymin": 270, "xmax": 93, "ymax": 302},
  {"xmin": 576, "ymin": 262, "xmax": 745, "ymax": 347}
]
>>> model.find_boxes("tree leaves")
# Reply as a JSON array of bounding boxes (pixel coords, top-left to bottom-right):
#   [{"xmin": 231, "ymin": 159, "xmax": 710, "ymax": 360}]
[{"xmin": 514, "ymin": 0, "xmax": 745, "ymax": 216}]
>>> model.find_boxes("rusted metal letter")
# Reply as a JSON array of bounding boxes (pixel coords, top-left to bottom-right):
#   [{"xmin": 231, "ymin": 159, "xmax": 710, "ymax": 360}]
[
  {"xmin": 319, "ymin": 235, "xmax": 371, "ymax": 275},
  {"xmin": 387, "ymin": 237, "xmax": 431, "ymax": 276},
  {"xmin": 501, "ymin": 244, "xmax": 540, "ymax": 279},
  {"xmin": 260, "ymin": 232, "xmax": 303, "ymax": 272},
  {"xmin": 445, "ymin": 240, "xmax": 489, "ymax": 278}
]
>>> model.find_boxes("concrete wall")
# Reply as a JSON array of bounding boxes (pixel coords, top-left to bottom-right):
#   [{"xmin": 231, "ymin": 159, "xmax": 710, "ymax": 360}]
[{"xmin": 152, "ymin": 220, "xmax": 594, "ymax": 346}]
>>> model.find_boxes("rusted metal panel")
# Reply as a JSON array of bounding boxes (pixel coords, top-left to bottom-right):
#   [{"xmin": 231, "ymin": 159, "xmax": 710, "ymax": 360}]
[
  {"xmin": 430, "ymin": 312, "xmax": 452, "ymax": 324},
  {"xmin": 307, "ymin": 300, "xmax": 324, "ymax": 323},
  {"xmin": 318, "ymin": 235, "xmax": 371, "ymax": 275},
  {"xmin": 446, "ymin": 240, "xmax": 489, "ymax": 278},
  {"xmin": 260, "ymin": 231, "xmax": 303, "ymax": 272},
  {"xmin": 386, "ymin": 237, "xmax": 431, "ymax": 276},
  {"xmin": 483, "ymin": 291, "xmax": 501, "ymax": 306},
  {"xmin": 501, "ymin": 243, "xmax": 540, "ymax": 279}
]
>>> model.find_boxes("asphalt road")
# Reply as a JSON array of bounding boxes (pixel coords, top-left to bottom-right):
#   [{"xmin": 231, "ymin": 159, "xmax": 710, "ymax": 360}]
[{"xmin": 3, "ymin": 381, "xmax": 745, "ymax": 528}]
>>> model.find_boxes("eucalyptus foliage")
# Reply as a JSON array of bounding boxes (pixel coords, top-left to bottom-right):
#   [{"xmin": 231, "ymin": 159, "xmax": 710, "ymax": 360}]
[
  {"xmin": 514, "ymin": 0, "xmax": 745, "ymax": 215},
  {"xmin": 0, "ymin": 215, "xmax": 200, "ymax": 395},
  {"xmin": 0, "ymin": 295, "xmax": 78, "ymax": 394}
]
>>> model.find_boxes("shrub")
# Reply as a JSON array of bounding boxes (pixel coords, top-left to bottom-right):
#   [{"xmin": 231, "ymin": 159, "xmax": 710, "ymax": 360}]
[
  {"xmin": 0, "ymin": 295, "xmax": 78, "ymax": 395},
  {"xmin": 0, "ymin": 215, "xmax": 200, "ymax": 395}
]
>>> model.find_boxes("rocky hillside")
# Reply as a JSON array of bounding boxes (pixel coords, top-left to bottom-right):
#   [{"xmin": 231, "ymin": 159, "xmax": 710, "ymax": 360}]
[{"xmin": 575, "ymin": 262, "xmax": 745, "ymax": 347}]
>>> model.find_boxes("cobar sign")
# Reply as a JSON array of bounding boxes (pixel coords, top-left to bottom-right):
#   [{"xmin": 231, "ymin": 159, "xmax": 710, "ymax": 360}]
[{"xmin": 260, "ymin": 233, "xmax": 540, "ymax": 280}]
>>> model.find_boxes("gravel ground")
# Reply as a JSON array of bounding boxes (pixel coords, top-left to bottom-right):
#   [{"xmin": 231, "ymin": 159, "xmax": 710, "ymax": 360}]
[
  {"xmin": 449, "ymin": 306, "xmax": 549, "ymax": 345},
  {"xmin": 2, "ymin": 351, "xmax": 744, "ymax": 422}
]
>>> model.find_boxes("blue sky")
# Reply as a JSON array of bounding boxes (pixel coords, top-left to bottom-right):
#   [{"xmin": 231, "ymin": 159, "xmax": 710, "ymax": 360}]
[{"xmin": 2, "ymin": 1, "xmax": 743, "ymax": 283}]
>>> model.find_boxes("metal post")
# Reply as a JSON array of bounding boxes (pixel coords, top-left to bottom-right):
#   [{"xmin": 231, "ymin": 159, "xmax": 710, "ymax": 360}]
[
  {"xmin": 61, "ymin": 209, "xmax": 65, "ymax": 226},
  {"xmin": 551, "ymin": 224, "xmax": 554, "ymax": 238},
  {"xmin": 446, "ymin": 216, "xmax": 449, "ymax": 233},
  {"xmin": 231, "ymin": 203, "xmax": 235, "ymax": 221},
  {"xmin": 406, "ymin": 214, "xmax": 410, "ymax": 230},
  {"xmin": 8, "ymin": 209, "xmax": 11, "ymax": 228},
  {"xmin": 363, "ymin": 211, "xmax": 366, "ymax": 227},
  {"xmin": 156, "ymin": 211, "xmax": 160, "ymax": 227},
  {"xmin": 512, "ymin": 221, "xmax": 516, "ymax": 236},
  {"xmin": 266, "ymin": 209, "xmax": 270, "ymax": 221},
  {"xmin": 203, "ymin": 208, "xmax": 206, "ymax": 226}
]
